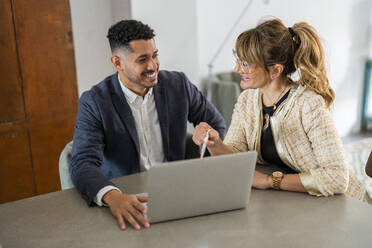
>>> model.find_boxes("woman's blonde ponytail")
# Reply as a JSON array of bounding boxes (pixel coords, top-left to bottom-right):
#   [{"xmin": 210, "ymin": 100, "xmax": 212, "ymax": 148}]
[{"xmin": 292, "ymin": 22, "xmax": 334, "ymax": 108}]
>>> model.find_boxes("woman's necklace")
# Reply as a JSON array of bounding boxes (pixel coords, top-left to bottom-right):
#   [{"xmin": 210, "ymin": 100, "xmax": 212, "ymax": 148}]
[
  {"xmin": 265, "ymin": 85, "xmax": 288, "ymax": 110},
  {"xmin": 262, "ymin": 85, "xmax": 289, "ymax": 131}
]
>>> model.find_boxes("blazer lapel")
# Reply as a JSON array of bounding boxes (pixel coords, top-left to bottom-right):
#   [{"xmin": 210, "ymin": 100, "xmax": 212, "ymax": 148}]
[
  {"xmin": 110, "ymin": 74, "xmax": 140, "ymax": 156},
  {"xmin": 154, "ymin": 81, "xmax": 169, "ymax": 159}
]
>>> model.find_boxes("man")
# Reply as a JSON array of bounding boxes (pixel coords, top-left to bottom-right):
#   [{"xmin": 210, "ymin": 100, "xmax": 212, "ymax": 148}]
[{"xmin": 69, "ymin": 20, "xmax": 226, "ymax": 231}]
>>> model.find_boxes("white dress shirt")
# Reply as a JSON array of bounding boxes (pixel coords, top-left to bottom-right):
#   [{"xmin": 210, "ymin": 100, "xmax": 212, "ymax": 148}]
[{"xmin": 94, "ymin": 75, "xmax": 165, "ymax": 206}]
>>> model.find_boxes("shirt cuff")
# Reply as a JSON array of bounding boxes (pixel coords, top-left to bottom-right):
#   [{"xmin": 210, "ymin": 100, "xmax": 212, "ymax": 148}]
[
  {"xmin": 94, "ymin": 186, "xmax": 122, "ymax": 207},
  {"xmin": 299, "ymin": 172, "xmax": 323, "ymax": 196}
]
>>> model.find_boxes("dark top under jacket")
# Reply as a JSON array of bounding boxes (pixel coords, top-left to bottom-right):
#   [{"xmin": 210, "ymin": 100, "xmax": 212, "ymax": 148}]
[
  {"xmin": 261, "ymin": 90, "xmax": 296, "ymax": 174},
  {"xmin": 70, "ymin": 71, "xmax": 226, "ymax": 205}
]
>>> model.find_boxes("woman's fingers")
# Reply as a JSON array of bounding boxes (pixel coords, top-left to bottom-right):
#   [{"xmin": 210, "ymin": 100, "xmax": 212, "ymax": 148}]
[{"xmin": 193, "ymin": 122, "xmax": 215, "ymax": 146}]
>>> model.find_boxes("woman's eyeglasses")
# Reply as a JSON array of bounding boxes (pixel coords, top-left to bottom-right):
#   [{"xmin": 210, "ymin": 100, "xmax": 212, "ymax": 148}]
[{"xmin": 233, "ymin": 53, "xmax": 255, "ymax": 74}]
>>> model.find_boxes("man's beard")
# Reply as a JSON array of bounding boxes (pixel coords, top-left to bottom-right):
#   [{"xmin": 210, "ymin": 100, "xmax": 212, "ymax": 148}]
[{"xmin": 125, "ymin": 67, "xmax": 157, "ymax": 89}]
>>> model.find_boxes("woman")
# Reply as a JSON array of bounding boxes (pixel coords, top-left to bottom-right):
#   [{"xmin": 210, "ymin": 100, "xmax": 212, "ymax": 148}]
[{"xmin": 194, "ymin": 18, "xmax": 369, "ymax": 201}]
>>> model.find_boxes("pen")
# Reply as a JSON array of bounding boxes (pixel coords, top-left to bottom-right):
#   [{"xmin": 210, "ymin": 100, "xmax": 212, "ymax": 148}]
[{"xmin": 200, "ymin": 130, "xmax": 210, "ymax": 159}]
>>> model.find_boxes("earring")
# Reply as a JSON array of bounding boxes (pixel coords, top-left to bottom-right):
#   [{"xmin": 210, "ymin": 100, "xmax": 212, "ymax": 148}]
[{"xmin": 270, "ymin": 75, "xmax": 273, "ymax": 80}]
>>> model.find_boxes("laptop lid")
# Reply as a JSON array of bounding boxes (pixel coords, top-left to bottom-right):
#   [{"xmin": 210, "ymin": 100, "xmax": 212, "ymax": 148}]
[{"xmin": 147, "ymin": 151, "xmax": 257, "ymax": 223}]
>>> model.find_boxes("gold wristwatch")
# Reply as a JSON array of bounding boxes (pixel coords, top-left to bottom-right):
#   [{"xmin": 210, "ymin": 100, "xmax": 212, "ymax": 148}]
[{"xmin": 271, "ymin": 171, "xmax": 283, "ymax": 190}]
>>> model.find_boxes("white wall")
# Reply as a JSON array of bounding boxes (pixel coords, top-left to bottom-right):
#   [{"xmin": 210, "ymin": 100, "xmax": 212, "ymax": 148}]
[
  {"xmin": 131, "ymin": 0, "xmax": 199, "ymax": 85},
  {"xmin": 70, "ymin": 0, "xmax": 372, "ymax": 136},
  {"xmin": 197, "ymin": 0, "xmax": 372, "ymax": 136},
  {"xmin": 69, "ymin": 0, "xmax": 131, "ymax": 95}
]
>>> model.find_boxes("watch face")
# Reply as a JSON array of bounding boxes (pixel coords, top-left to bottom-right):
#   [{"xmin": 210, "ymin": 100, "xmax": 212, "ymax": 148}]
[{"xmin": 273, "ymin": 171, "xmax": 283, "ymax": 177}]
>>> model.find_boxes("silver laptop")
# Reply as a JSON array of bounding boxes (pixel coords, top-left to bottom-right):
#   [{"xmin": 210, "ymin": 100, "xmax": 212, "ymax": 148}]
[{"xmin": 144, "ymin": 151, "xmax": 257, "ymax": 223}]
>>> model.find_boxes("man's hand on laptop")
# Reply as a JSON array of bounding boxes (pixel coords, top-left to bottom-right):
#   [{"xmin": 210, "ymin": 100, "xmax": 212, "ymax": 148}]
[{"xmin": 102, "ymin": 189, "xmax": 150, "ymax": 230}]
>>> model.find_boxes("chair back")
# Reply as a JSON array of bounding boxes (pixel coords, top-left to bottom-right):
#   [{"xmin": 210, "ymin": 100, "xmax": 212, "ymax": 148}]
[
  {"xmin": 58, "ymin": 136, "xmax": 198, "ymax": 190},
  {"xmin": 59, "ymin": 141, "xmax": 74, "ymax": 189}
]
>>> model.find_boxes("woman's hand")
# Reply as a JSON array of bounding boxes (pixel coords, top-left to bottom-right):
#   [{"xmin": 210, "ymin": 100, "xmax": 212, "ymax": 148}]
[
  {"xmin": 192, "ymin": 122, "xmax": 220, "ymax": 147},
  {"xmin": 192, "ymin": 122, "xmax": 231, "ymax": 156},
  {"xmin": 252, "ymin": 171, "xmax": 272, "ymax": 190}
]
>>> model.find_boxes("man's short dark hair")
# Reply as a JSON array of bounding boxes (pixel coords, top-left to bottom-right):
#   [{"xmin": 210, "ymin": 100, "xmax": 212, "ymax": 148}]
[{"xmin": 107, "ymin": 20, "xmax": 155, "ymax": 53}]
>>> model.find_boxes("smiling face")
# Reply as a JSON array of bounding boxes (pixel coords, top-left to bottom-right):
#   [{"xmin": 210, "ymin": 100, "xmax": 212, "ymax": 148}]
[
  {"xmin": 233, "ymin": 32, "xmax": 272, "ymax": 91},
  {"xmin": 234, "ymin": 61, "xmax": 270, "ymax": 90},
  {"xmin": 112, "ymin": 39, "xmax": 160, "ymax": 96}
]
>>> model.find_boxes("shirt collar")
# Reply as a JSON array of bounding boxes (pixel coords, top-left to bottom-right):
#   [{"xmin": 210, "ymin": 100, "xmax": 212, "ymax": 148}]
[{"xmin": 118, "ymin": 74, "xmax": 153, "ymax": 104}]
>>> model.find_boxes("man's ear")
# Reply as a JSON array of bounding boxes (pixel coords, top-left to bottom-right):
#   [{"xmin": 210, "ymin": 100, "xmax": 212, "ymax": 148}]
[
  {"xmin": 269, "ymin": 64, "xmax": 284, "ymax": 80},
  {"xmin": 110, "ymin": 55, "xmax": 123, "ymax": 70}
]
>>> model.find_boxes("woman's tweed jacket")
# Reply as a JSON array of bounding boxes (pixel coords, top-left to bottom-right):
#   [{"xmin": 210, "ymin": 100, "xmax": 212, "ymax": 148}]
[{"xmin": 224, "ymin": 84, "xmax": 366, "ymax": 200}]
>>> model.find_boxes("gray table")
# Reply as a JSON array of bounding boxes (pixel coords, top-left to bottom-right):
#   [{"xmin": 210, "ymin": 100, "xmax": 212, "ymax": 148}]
[{"xmin": 0, "ymin": 172, "xmax": 371, "ymax": 248}]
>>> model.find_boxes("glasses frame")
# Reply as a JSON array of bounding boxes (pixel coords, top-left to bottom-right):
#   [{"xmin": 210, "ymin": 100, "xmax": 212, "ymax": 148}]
[{"xmin": 233, "ymin": 51, "xmax": 255, "ymax": 74}]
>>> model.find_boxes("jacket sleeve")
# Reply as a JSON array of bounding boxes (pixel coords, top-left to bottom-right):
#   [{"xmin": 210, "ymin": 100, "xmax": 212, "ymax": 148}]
[
  {"xmin": 69, "ymin": 91, "xmax": 115, "ymax": 206},
  {"xmin": 299, "ymin": 96, "xmax": 349, "ymax": 196},
  {"xmin": 223, "ymin": 91, "xmax": 249, "ymax": 153},
  {"xmin": 183, "ymin": 73, "xmax": 226, "ymax": 140}
]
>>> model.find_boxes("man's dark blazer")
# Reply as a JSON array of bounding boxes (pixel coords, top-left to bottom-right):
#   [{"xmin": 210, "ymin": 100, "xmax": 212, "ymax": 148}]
[{"xmin": 70, "ymin": 70, "xmax": 226, "ymax": 205}]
